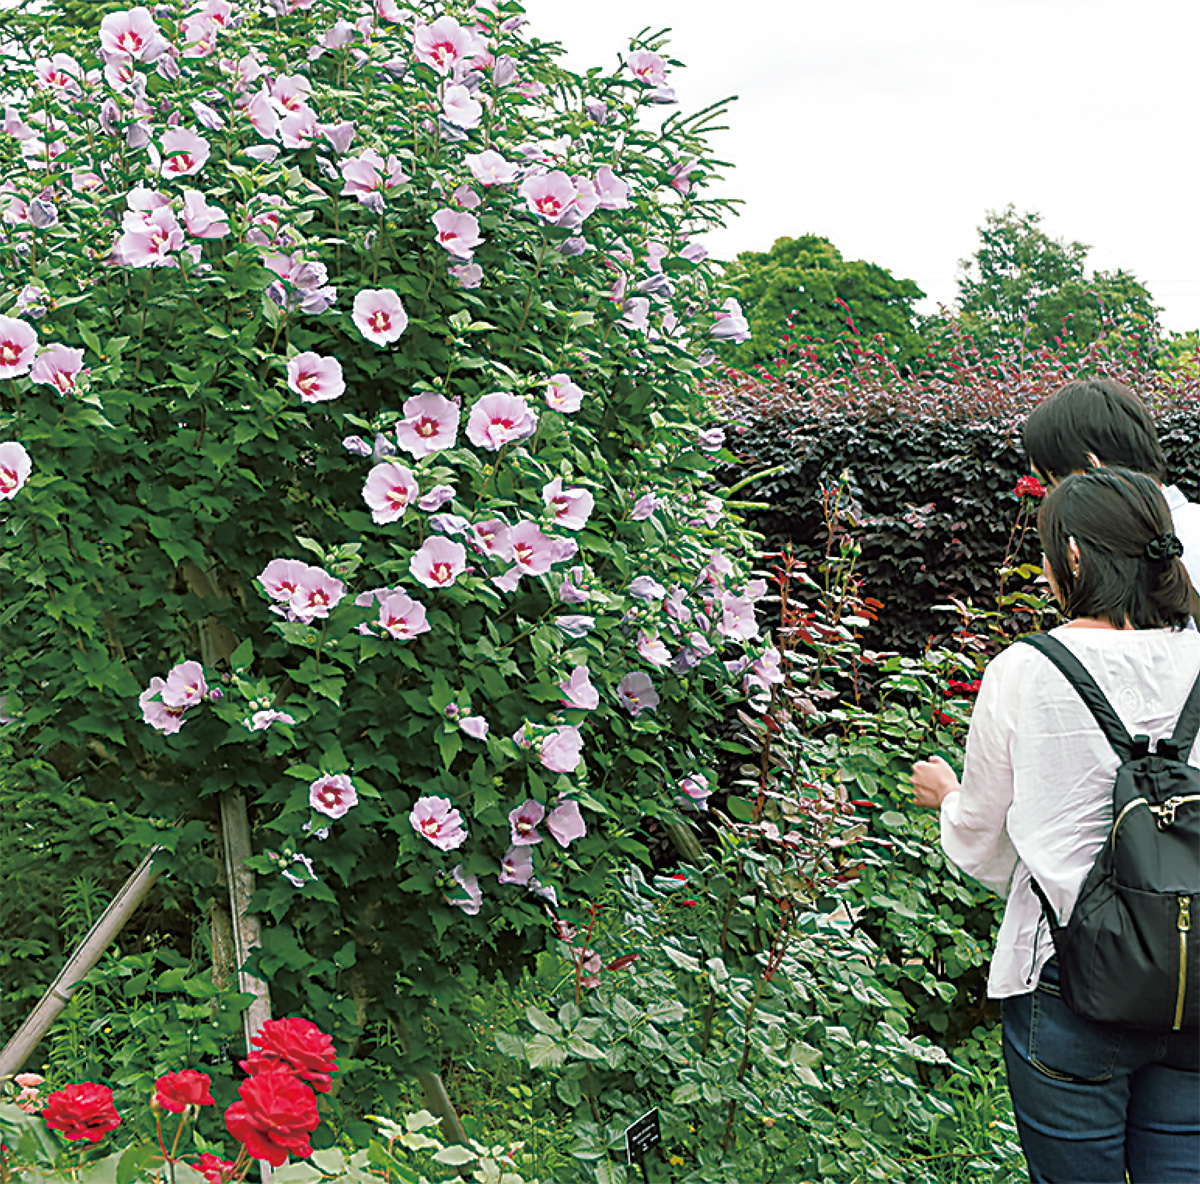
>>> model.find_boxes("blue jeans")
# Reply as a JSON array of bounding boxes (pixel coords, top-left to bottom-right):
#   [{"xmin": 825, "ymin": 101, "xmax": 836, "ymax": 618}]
[{"xmin": 1002, "ymin": 962, "xmax": 1200, "ymax": 1182}]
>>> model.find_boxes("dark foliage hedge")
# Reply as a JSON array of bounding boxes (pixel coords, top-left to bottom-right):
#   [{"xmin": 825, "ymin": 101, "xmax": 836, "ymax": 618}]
[{"xmin": 724, "ymin": 405, "xmax": 1200, "ymax": 657}]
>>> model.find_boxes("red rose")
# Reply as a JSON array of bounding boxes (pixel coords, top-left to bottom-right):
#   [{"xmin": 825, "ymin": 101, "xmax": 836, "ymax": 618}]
[
  {"xmin": 1014, "ymin": 475, "xmax": 1046, "ymax": 499},
  {"xmin": 240, "ymin": 1017, "xmax": 338, "ymax": 1093},
  {"xmin": 191, "ymin": 1152, "xmax": 236, "ymax": 1184},
  {"xmin": 224, "ymin": 1071, "xmax": 319, "ymax": 1167},
  {"xmin": 41, "ymin": 1082, "xmax": 121, "ymax": 1144},
  {"xmin": 155, "ymin": 1069, "xmax": 215, "ymax": 1114}
]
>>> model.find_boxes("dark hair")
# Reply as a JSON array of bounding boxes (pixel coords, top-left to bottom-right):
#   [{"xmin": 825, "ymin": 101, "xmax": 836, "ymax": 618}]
[
  {"xmin": 1023, "ymin": 378, "xmax": 1167, "ymax": 483},
  {"xmin": 1038, "ymin": 468, "xmax": 1193, "ymax": 629}
]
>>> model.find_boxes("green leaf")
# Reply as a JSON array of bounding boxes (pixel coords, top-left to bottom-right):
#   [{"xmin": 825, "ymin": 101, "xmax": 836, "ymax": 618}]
[
  {"xmin": 525, "ymin": 1005, "xmax": 562, "ymax": 1037},
  {"xmin": 566, "ymin": 1033, "xmax": 605, "ymax": 1059},
  {"xmin": 432, "ymin": 1145, "xmax": 477, "ymax": 1167},
  {"xmin": 525, "ymin": 1032, "xmax": 568, "ymax": 1068},
  {"xmin": 436, "ymin": 728, "xmax": 462, "ymax": 769}
]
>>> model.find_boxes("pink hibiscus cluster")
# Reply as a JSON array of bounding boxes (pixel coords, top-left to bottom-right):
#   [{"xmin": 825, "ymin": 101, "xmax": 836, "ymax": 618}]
[
  {"xmin": 139, "ymin": 660, "xmax": 209, "ymax": 735},
  {"xmin": 258, "ymin": 559, "xmax": 346, "ymax": 623},
  {"xmin": 112, "ymin": 185, "xmax": 231, "ymax": 269},
  {"xmin": 0, "ymin": 314, "xmax": 86, "ymax": 393}
]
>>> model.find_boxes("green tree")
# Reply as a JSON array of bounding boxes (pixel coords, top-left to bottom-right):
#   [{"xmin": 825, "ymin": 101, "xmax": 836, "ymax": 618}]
[
  {"xmin": 717, "ymin": 234, "xmax": 927, "ymax": 371},
  {"xmin": 955, "ymin": 205, "xmax": 1162, "ymax": 356}
]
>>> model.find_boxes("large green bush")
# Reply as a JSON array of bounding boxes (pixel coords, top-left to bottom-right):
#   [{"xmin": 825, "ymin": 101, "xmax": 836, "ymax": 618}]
[
  {"xmin": 0, "ymin": 0, "xmax": 769, "ymax": 1121},
  {"xmin": 711, "ymin": 330, "xmax": 1200, "ymax": 656}
]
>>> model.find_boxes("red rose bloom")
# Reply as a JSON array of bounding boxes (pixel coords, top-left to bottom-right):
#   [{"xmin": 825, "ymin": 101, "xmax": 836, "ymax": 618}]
[
  {"xmin": 224, "ymin": 1071, "xmax": 319, "ymax": 1167},
  {"xmin": 155, "ymin": 1069, "xmax": 215, "ymax": 1114},
  {"xmin": 191, "ymin": 1152, "xmax": 236, "ymax": 1184},
  {"xmin": 42, "ymin": 1082, "xmax": 121, "ymax": 1144},
  {"xmin": 240, "ymin": 1017, "xmax": 339, "ymax": 1093},
  {"xmin": 1014, "ymin": 475, "xmax": 1046, "ymax": 499}
]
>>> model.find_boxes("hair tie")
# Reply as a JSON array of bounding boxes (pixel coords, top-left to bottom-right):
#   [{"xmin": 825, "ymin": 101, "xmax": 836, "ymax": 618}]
[{"xmin": 1145, "ymin": 532, "xmax": 1184, "ymax": 563}]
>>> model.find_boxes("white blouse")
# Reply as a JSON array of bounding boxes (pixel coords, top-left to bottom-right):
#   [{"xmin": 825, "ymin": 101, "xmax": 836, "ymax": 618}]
[{"xmin": 939, "ymin": 625, "xmax": 1200, "ymax": 998}]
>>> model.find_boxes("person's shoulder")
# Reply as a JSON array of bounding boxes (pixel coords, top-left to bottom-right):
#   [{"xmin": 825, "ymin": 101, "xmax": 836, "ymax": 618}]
[
  {"xmin": 980, "ymin": 635, "xmax": 1049, "ymax": 686},
  {"xmin": 1164, "ymin": 484, "xmax": 1200, "ymax": 524}
]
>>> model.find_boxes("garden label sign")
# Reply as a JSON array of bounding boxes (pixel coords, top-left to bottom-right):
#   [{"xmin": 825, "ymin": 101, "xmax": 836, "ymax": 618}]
[{"xmin": 624, "ymin": 1107, "xmax": 662, "ymax": 1177}]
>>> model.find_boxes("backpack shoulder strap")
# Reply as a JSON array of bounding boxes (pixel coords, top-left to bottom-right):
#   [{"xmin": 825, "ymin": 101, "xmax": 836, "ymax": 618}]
[
  {"xmin": 1016, "ymin": 633, "xmax": 1135, "ymax": 761},
  {"xmin": 1168, "ymin": 661, "xmax": 1200, "ymax": 754}
]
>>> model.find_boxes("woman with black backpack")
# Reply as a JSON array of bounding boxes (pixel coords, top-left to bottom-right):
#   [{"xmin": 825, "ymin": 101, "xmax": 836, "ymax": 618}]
[{"xmin": 911, "ymin": 466, "xmax": 1200, "ymax": 1183}]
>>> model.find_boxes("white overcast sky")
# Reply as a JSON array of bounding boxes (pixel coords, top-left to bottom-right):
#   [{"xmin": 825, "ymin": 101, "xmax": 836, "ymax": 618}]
[{"xmin": 522, "ymin": 0, "xmax": 1200, "ymax": 333}]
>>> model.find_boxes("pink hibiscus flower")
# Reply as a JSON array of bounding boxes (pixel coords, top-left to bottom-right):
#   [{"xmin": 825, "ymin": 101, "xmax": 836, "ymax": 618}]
[
  {"xmin": 100, "ymin": 7, "xmax": 169, "ymax": 62},
  {"xmin": 465, "ymin": 392, "xmax": 537, "ymax": 450},
  {"xmin": 409, "ymin": 795, "xmax": 467, "ymax": 850},
  {"xmin": 413, "ymin": 16, "xmax": 481, "ymax": 76},
  {"xmin": 377, "ymin": 590, "xmax": 430, "ymax": 641},
  {"xmin": 395, "ymin": 392, "xmax": 461, "ymax": 458},
  {"xmin": 290, "ymin": 567, "xmax": 346, "ymax": 623},
  {"xmin": 29, "ymin": 345, "xmax": 85, "ymax": 394},
  {"xmin": 352, "ymin": 288, "xmax": 408, "ymax": 345},
  {"xmin": 258, "ymin": 558, "xmax": 316, "ymax": 603},
  {"xmin": 410, "ymin": 536, "xmax": 467, "ymax": 589},
  {"xmin": 626, "ymin": 50, "xmax": 669, "ymax": 87},
  {"xmin": 445, "ymin": 866, "xmax": 482, "ymax": 915},
  {"xmin": 508, "ymin": 521, "xmax": 557, "ymax": 575},
  {"xmin": 509, "ymin": 799, "xmax": 545, "ymax": 846},
  {"xmin": 559, "ymin": 666, "xmax": 599, "ymax": 711},
  {"xmin": 711, "ymin": 297, "xmax": 751, "ymax": 344},
  {"xmin": 517, "ymin": 170, "xmax": 576, "ymax": 222},
  {"xmin": 637, "ymin": 632, "xmax": 672, "ymax": 668},
  {"xmin": 547, "ymin": 801, "xmax": 586, "ymax": 848},
  {"xmin": 116, "ymin": 207, "xmax": 185, "ymax": 268},
  {"xmin": 0, "ymin": 441, "xmax": 32, "ymax": 499},
  {"xmin": 0, "ymin": 315, "xmax": 38, "ymax": 377},
  {"xmin": 339, "ymin": 149, "xmax": 408, "ymax": 205},
  {"xmin": 139, "ymin": 677, "xmax": 187, "ymax": 734},
  {"xmin": 287, "ymin": 352, "xmax": 345, "ymax": 403},
  {"xmin": 181, "ymin": 190, "xmax": 229, "ymax": 237},
  {"xmin": 442, "ymin": 85, "xmax": 482, "ymax": 129},
  {"xmin": 617, "ymin": 672, "xmax": 659, "ymax": 716},
  {"xmin": 594, "ymin": 165, "xmax": 630, "ymax": 210},
  {"xmin": 160, "ymin": 129, "xmax": 211, "ymax": 179},
  {"xmin": 466, "ymin": 149, "xmax": 518, "ymax": 186},
  {"xmin": 544, "ymin": 373, "xmax": 584, "ymax": 413},
  {"xmin": 717, "ymin": 592, "xmax": 758, "ymax": 641},
  {"xmin": 310, "ymin": 774, "xmax": 358, "ymax": 820},
  {"xmin": 161, "ymin": 660, "xmax": 207, "ymax": 708},
  {"xmin": 542, "ymin": 478, "xmax": 594, "ymax": 531},
  {"xmin": 540, "ymin": 726, "xmax": 583, "ymax": 774},
  {"xmin": 362, "ymin": 462, "xmax": 420, "ymax": 524},
  {"xmin": 469, "ymin": 518, "xmax": 513, "ymax": 560},
  {"xmin": 499, "ymin": 846, "xmax": 534, "ymax": 885},
  {"xmin": 431, "ymin": 208, "xmax": 483, "ymax": 260}
]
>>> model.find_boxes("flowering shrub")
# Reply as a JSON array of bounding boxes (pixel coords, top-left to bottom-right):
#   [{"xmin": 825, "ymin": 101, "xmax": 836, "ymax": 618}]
[{"xmin": 0, "ymin": 0, "xmax": 766, "ymax": 1105}]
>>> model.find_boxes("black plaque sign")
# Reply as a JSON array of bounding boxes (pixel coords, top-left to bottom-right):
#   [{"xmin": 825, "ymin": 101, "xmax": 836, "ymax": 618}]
[{"xmin": 624, "ymin": 1108, "xmax": 662, "ymax": 1166}]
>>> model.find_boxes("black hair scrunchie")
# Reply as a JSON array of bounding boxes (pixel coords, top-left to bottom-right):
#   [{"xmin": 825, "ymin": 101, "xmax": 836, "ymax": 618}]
[{"xmin": 1145, "ymin": 532, "xmax": 1185, "ymax": 563}]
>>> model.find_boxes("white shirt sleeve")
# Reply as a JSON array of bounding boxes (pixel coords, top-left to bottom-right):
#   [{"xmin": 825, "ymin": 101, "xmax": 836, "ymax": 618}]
[{"xmin": 939, "ymin": 647, "xmax": 1022, "ymax": 896}]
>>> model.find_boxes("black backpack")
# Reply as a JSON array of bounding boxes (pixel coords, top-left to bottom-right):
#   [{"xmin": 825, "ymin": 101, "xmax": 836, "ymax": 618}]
[{"xmin": 1018, "ymin": 633, "xmax": 1200, "ymax": 1031}]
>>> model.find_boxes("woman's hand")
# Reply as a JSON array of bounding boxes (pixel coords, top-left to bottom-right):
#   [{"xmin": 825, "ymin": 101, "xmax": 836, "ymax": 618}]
[{"xmin": 911, "ymin": 755, "xmax": 960, "ymax": 808}]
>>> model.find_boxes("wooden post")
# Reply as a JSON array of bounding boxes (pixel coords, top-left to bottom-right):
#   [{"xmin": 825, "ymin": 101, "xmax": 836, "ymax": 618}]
[
  {"xmin": 183, "ymin": 560, "xmax": 273, "ymax": 1182},
  {"xmin": 0, "ymin": 848, "xmax": 162, "ymax": 1078}
]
